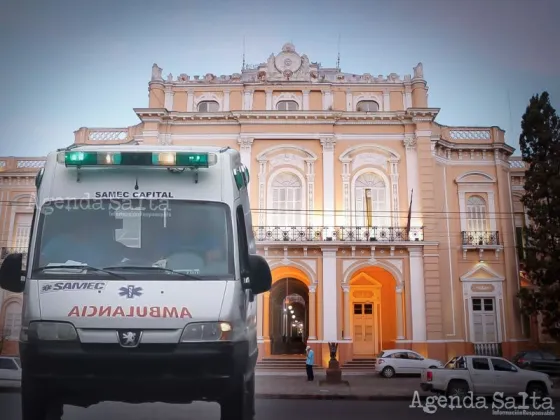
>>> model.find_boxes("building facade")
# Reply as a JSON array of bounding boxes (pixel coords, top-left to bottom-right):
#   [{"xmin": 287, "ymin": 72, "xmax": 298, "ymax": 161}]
[{"xmin": 0, "ymin": 43, "xmax": 536, "ymax": 365}]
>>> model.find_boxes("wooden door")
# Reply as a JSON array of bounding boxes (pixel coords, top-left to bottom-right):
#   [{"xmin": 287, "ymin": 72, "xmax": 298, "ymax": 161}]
[{"xmin": 352, "ymin": 302, "xmax": 376, "ymax": 356}]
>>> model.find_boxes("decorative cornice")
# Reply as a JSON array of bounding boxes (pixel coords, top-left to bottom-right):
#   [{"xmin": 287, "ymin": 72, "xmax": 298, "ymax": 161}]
[{"xmin": 133, "ymin": 109, "xmax": 419, "ymax": 126}]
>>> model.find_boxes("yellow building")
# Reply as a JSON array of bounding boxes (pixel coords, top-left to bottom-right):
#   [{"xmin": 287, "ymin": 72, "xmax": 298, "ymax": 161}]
[{"xmin": 0, "ymin": 43, "xmax": 533, "ymax": 365}]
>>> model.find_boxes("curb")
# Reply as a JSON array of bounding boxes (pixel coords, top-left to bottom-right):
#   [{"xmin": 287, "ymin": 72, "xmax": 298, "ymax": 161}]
[
  {"xmin": 256, "ymin": 393, "xmax": 560, "ymax": 402},
  {"xmin": 256, "ymin": 393, "xmax": 413, "ymax": 401}
]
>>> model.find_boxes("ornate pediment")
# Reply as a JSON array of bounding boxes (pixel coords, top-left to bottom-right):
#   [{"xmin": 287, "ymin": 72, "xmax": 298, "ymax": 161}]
[
  {"xmin": 262, "ymin": 43, "xmax": 317, "ymax": 82},
  {"xmin": 460, "ymin": 263, "xmax": 505, "ymax": 282}
]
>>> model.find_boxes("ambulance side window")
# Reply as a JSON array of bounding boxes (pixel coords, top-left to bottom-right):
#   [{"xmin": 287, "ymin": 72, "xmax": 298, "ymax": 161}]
[{"xmin": 236, "ymin": 205, "xmax": 250, "ymax": 278}]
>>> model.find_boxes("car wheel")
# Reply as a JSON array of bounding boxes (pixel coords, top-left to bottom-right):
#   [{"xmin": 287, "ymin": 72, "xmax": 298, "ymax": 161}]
[
  {"xmin": 429, "ymin": 365, "xmax": 437, "ymax": 369},
  {"xmin": 527, "ymin": 382, "xmax": 548, "ymax": 399},
  {"xmin": 381, "ymin": 366, "xmax": 395, "ymax": 378},
  {"xmin": 446, "ymin": 380, "xmax": 469, "ymax": 399}
]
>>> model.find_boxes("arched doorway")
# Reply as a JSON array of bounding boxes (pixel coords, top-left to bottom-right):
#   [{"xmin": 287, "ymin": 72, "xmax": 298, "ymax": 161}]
[
  {"xmin": 345, "ymin": 266, "xmax": 400, "ymax": 357},
  {"xmin": 269, "ymin": 278, "xmax": 309, "ymax": 355}
]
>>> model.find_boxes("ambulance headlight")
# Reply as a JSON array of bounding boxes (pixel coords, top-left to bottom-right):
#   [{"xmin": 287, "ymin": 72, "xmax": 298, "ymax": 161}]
[
  {"xmin": 22, "ymin": 322, "xmax": 78, "ymax": 342},
  {"xmin": 180, "ymin": 322, "xmax": 232, "ymax": 342}
]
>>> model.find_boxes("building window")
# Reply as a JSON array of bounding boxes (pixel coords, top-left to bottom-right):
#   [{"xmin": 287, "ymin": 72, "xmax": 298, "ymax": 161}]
[
  {"xmin": 354, "ymin": 172, "xmax": 389, "ymax": 227},
  {"xmin": 471, "ymin": 298, "xmax": 498, "ymax": 343},
  {"xmin": 466, "ymin": 195, "xmax": 487, "ymax": 232},
  {"xmin": 2, "ymin": 302, "xmax": 22, "ymax": 340},
  {"xmin": 356, "ymin": 101, "xmax": 379, "ymax": 112},
  {"xmin": 276, "ymin": 100, "xmax": 299, "ymax": 111},
  {"xmin": 269, "ymin": 172, "xmax": 303, "ymax": 226},
  {"xmin": 12, "ymin": 213, "xmax": 32, "ymax": 251},
  {"xmin": 197, "ymin": 101, "xmax": 219, "ymax": 112}
]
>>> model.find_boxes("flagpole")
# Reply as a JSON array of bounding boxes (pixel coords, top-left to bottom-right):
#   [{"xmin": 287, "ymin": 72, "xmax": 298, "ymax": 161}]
[{"xmin": 406, "ymin": 189, "xmax": 414, "ymax": 240}]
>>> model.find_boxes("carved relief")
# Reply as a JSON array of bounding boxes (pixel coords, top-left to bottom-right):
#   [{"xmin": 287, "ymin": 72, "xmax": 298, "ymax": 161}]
[
  {"xmin": 351, "ymin": 153, "xmax": 388, "ymax": 171},
  {"xmin": 265, "ymin": 43, "xmax": 313, "ymax": 82},
  {"xmin": 269, "ymin": 153, "xmax": 305, "ymax": 171}
]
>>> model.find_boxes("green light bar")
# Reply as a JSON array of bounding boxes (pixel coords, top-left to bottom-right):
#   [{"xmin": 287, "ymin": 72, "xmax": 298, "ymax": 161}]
[{"xmin": 62, "ymin": 151, "xmax": 217, "ymax": 168}]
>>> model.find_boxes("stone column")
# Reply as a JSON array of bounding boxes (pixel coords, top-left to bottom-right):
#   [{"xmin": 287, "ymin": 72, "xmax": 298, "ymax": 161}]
[
  {"xmin": 345, "ymin": 89, "xmax": 353, "ymax": 111},
  {"xmin": 187, "ymin": 89, "xmax": 194, "ymax": 112},
  {"xmin": 320, "ymin": 137, "xmax": 336, "ymax": 230},
  {"xmin": 322, "ymin": 89, "xmax": 333, "ymax": 110},
  {"xmin": 243, "ymin": 89, "xmax": 253, "ymax": 110},
  {"xmin": 404, "ymin": 134, "xmax": 422, "ymax": 239},
  {"xmin": 321, "ymin": 248, "xmax": 338, "ymax": 341},
  {"xmin": 389, "ymin": 157, "xmax": 400, "ymax": 227},
  {"xmin": 265, "ymin": 89, "xmax": 273, "ymax": 110},
  {"xmin": 342, "ymin": 284, "xmax": 351, "ymax": 339},
  {"xmin": 223, "ymin": 89, "xmax": 230, "ymax": 111},
  {"xmin": 404, "ymin": 84, "xmax": 412, "ymax": 109},
  {"xmin": 164, "ymin": 86, "xmax": 174, "ymax": 111},
  {"xmin": 308, "ymin": 284, "xmax": 317, "ymax": 339},
  {"xmin": 396, "ymin": 286, "xmax": 404, "ymax": 339},
  {"xmin": 262, "ymin": 291, "xmax": 270, "ymax": 338},
  {"xmin": 257, "ymin": 161, "xmax": 267, "ymax": 226},
  {"xmin": 257, "ymin": 293, "xmax": 264, "ymax": 339},
  {"xmin": 305, "ymin": 160, "xmax": 315, "ymax": 226},
  {"xmin": 237, "ymin": 136, "xmax": 253, "ymax": 169},
  {"xmin": 408, "ymin": 247, "xmax": 426, "ymax": 342},
  {"xmin": 302, "ymin": 89, "xmax": 310, "ymax": 111},
  {"xmin": 382, "ymin": 89, "xmax": 390, "ymax": 111}
]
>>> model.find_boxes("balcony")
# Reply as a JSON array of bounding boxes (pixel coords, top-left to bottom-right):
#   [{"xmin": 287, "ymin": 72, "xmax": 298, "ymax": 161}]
[
  {"xmin": 253, "ymin": 226, "xmax": 424, "ymax": 243},
  {"xmin": 461, "ymin": 231, "xmax": 502, "ymax": 259}
]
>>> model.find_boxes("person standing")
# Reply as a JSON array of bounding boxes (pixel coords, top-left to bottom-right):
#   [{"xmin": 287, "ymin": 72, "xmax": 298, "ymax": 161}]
[{"xmin": 305, "ymin": 345, "xmax": 314, "ymax": 381}]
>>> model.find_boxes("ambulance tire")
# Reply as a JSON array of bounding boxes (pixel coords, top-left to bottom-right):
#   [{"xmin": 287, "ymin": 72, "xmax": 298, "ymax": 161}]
[
  {"xmin": 21, "ymin": 377, "xmax": 64, "ymax": 420},
  {"xmin": 220, "ymin": 374, "xmax": 255, "ymax": 420}
]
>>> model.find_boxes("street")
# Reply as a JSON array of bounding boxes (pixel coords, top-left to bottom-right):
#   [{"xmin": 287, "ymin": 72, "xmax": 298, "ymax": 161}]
[{"xmin": 0, "ymin": 392, "xmax": 557, "ymax": 419}]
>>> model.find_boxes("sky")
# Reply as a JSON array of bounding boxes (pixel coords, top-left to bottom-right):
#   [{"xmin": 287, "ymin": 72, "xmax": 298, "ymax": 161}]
[{"xmin": 0, "ymin": 0, "xmax": 558, "ymax": 157}]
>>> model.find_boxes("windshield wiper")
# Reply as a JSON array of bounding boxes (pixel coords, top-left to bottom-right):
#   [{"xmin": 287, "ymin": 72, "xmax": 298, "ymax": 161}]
[
  {"xmin": 102, "ymin": 266, "xmax": 202, "ymax": 279},
  {"xmin": 32, "ymin": 265, "xmax": 127, "ymax": 280}
]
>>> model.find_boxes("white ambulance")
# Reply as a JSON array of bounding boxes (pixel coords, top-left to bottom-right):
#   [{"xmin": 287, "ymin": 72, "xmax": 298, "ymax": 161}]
[{"xmin": 0, "ymin": 145, "xmax": 272, "ymax": 420}]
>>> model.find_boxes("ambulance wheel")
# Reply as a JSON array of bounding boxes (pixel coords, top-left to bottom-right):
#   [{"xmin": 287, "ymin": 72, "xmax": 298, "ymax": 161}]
[
  {"xmin": 220, "ymin": 375, "xmax": 254, "ymax": 420},
  {"xmin": 21, "ymin": 377, "xmax": 64, "ymax": 420}
]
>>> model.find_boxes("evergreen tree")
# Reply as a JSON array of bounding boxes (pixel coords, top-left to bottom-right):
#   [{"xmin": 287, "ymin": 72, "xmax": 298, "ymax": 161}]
[{"xmin": 518, "ymin": 92, "xmax": 560, "ymax": 340}]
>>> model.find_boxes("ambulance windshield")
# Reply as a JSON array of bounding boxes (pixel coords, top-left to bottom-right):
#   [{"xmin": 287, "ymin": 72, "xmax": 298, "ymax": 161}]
[{"xmin": 31, "ymin": 199, "xmax": 234, "ymax": 280}]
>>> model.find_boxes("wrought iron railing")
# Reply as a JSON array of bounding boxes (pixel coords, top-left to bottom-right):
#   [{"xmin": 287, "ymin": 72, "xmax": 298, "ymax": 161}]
[
  {"xmin": 461, "ymin": 231, "xmax": 500, "ymax": 246},
  {"xmin": 474, "ymin": 343, "xmax": 502, "ymax": 357},
  {"xmin": 253, "ymin": 226, "xmax": 424, "ymax": 242}
]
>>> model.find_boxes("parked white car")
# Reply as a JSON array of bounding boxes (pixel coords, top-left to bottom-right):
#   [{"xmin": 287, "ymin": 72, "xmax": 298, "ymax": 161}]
[
  {"xmin": 421, "ymin": 355, "xmax": 554, "ymax": 397},
  {"xmin": 0, "ymin": 356, "xmax": 21, "ymax": 389},
  {"xmin": 375, "ymin": 349, "xmax": 444, "ymax": 378}
]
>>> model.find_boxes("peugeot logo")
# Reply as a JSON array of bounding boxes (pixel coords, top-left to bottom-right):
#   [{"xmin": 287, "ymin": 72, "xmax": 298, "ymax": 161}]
[{"xmin": 117, "ymin": 330, "xmax": 142, "ymax": 348}]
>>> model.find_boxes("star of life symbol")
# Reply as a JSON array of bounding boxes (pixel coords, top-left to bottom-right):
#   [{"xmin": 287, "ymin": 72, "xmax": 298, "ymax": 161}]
[
  {"xmin": 118, "ymin": 330, "xmax": 141, "ymax": 348},
  {"xmin": 41, "ymin": 284, "xmax": 53, "ymax": 292},
  {"xmin": 119, "ymin": 285, "xmax": 143, "ymax": 299}
]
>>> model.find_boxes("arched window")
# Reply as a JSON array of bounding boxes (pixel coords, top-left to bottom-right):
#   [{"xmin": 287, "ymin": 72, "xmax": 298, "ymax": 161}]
[
  {"xmin": 269, "ymin": 172, "xmax": 303, "ymax": 226},
  {"xmin": 197, "ymin": 101, "xmax": 219, "ymax": 112},
  {"xmin": 3, "ymin": 302, "xmax": 22, "ymax": 340},
  {"xmin": 356, "ymin": 101, "xmax": 379, "ymax": 112},
  {"xmin": 466, "ymin": 195, "xmax": 487, "ymax": 233},
  {"xmin": 276, "ymin": 100, "xmax": 299, "ymax": 111},
  {"xmin": 354, "ymin": 172, "xmax": 389, "ymax": 227}
]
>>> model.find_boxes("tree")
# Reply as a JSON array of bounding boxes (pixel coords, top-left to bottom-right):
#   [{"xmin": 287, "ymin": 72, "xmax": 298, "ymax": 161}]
[{"xmin": 518, "ymin": 91, "xmax": 560, "ymax": 340}]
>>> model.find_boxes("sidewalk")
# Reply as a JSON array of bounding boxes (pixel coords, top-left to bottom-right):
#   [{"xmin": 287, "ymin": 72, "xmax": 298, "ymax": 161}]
[{"xmin": 255, "ymin": 373, "xmax": 560, "ymax": 401}]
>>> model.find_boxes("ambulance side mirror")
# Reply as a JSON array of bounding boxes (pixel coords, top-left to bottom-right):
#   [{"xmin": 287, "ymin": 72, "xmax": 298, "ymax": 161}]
[
  {"xmin": 248, "ymin": 254, "xmax": 272, "ymax": 295},
  {"xmin": 0, "ymin": 253, "xmax": 25, "ymax": 293}
]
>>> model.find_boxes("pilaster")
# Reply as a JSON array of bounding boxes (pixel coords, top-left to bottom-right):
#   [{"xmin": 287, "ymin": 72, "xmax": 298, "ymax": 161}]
[
  {"xmin": 321, "ymin": 248, "xmax": 338, "ymax": 342},
  {"xmin": 320, "ymin": 137, "xmax": 336, "ymax": 228}
]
